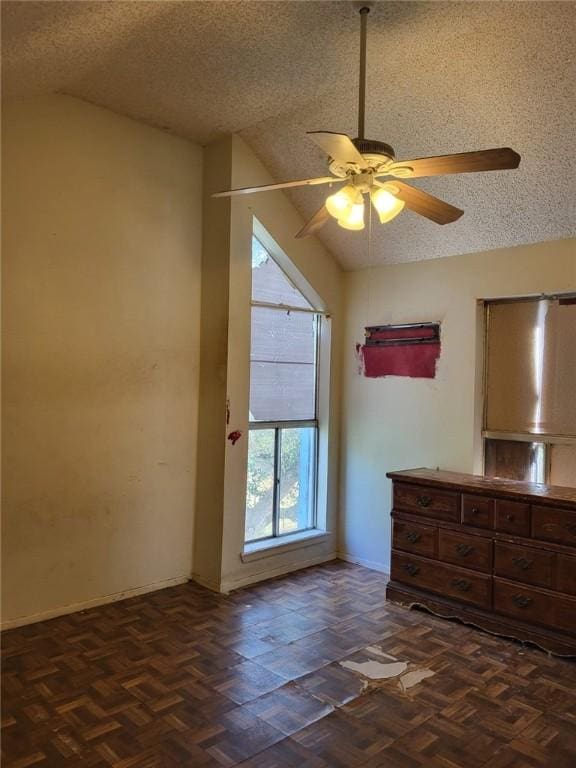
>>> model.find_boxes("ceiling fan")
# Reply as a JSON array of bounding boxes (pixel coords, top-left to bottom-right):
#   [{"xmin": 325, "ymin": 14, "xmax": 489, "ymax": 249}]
[{"xmin": 213, "ymin": 6, "xmax": 521, "ymax": 239}]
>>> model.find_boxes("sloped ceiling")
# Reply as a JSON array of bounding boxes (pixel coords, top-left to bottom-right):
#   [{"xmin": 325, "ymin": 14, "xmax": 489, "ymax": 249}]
[{"xmin": 3, "ymin": 0, "xmax": 575, "ymax": 269}]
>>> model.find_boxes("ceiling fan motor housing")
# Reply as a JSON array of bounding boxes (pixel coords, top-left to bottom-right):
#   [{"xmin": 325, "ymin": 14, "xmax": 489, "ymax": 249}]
[
  {"xmin": 352, "ymin": 138, "xmax": 395, "ymax": 160},
  {"xmin": 328, "ymin": 138, "xmax": 396, "ymax": 177}
]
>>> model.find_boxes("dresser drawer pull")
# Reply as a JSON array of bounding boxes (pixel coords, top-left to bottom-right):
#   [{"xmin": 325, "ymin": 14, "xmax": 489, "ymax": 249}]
[
  {"xmin": 455, "ymin": 543, "xmax": 473, "ymax": 557},
  {"xmin": 404, "ymin": 563, "xmax": 420, "ymax": 577},
  {"xmin": 563, "ymin": 522, "xmax": 576, "ymax": 536},
  {"xmin": 506, "ymin": 513, "xmax": 514, "ymax": 521},
  {"xmin": 512, "ymin": 594, "xmax": 533, "ymax": 608},
  {"xmin": 405, "ymin": 531, "xmax": 421, "ymax": 544},
  {"xmin": 512, "ymin": 557, "xmax": 533, "ymax": 571},
  {"xmin": 451, "ymin": 578, "xmax": 472, "ymax": 592},
  {"xmin": 416, "ymin": 495, "xmax": 432, "ymax": 508}
]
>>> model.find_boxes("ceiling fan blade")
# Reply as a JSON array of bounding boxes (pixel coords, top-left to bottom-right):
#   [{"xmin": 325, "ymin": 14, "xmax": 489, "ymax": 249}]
[
  {"xmin": 392, "ymin": 181, "xmax": 464, "ymax": 225},
  {"xmin": 212, "ymin": 175, "xmax": 342, "ymax": 198},
  {"xmin": 387, "ymin": 148, "xmax": 521, "ymax": 179},
  {"xmin": 307, "ymin": 131, "xmax": 365, "ymax": 166},
  {"xmin": 295, "ymin": 204, "xmax": 331, "ymax": 239}
]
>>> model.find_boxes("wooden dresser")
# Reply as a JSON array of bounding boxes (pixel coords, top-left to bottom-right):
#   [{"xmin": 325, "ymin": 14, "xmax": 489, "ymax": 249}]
[{"xmin": 386, "ymin": 469, "xmax": 576, "ymax": 656}]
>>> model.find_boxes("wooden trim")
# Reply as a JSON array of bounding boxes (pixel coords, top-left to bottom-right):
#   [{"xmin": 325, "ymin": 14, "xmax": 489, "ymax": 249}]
[
  {"xmin": 483, "ymin": 430, "xmax": 576, "ymax": 445},
  {"xmin": 386, "ymin": 581, "xmax": 576, "ymax": 657},
  {"xmin": 242, "ymin": 530, "xmax": 331, "ymax": 562},
  {"xmin": 336, "ymin": 552, "xmax": 390, "ymax": 573},
  {"xmin": 387, "ymin": 469, "xmax": 576, "ymax": 509},
  {"xmin": 220, "ymin": 553, "xmax": 336, "ymax": 593},
  {"xmin": 1, "ymin": 576, "xmax": 190, "ymax": 631}
]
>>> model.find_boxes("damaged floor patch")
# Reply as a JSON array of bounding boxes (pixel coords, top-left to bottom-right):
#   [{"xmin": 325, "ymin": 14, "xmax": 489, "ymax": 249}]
[
  {"xmin": 339, "ymin": 659, "xmax": 408, "ymax": 680},
  {"xmin": 339, "ymin": 645, "xmax": 436, "ymax": 694},
  {"xmin": 398, "ymin": 668, "xmax": 436, "ymax": 692}
]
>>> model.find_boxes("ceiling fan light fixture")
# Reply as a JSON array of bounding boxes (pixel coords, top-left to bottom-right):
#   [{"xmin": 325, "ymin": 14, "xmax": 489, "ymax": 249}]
[
  {"xmin": 325, "ymin": 185, "xmax": 357, "ymax": 220},
  {"xmin": 211, "ymin": 6, "xmax": 521, "ymax": 239},
  {"xmin": 337, "ymin": 199, "xmax": 365, "ymax": 230},
  {"xmin": 371, "ymin": 186, "xmax": 405, "ymax": 223}
]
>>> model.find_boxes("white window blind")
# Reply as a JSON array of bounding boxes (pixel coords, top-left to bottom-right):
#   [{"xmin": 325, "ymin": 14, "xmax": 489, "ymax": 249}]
[
  {"xmin": 249, "ymin": 307, "xmax": 316, "ymax": 422},
  {"xmin": 252, "ymin": 237, "xmax": 312, "ymax": 308}
]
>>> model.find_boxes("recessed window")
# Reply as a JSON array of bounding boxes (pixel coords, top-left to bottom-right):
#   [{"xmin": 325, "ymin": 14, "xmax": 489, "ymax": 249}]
[
  {"xmin": 483, "ymin": 295, "xmax": 576, "ymax": 485},
  {"xmin": 245, "ymin": 234, "xmax": 320, "ymax": 543}
]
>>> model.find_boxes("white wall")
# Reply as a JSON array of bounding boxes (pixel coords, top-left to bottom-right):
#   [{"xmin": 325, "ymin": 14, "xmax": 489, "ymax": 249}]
[
  {"xmin": 2, "ymin": 95, "xmax": 203, "ymax": 626},
  {"xmin": 340, "ymin": 239, "xmax": 576, "ymax": 573}
]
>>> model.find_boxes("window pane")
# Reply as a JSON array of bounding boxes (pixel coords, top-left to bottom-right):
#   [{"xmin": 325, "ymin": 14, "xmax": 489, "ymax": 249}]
[
  {"xmin": 484, "ymin": 439, "xmax": 545, "ymax": 483},
  {"xmin": 279, "ymin": 427, "xmax": 315, "ymax": 534},
  {"xmin": 245, "ymin": 429, "xmax": 275, "ymax": 541},
  {"xmin": 550, "ymin": 444, "xmax": 576, "ymax": 488},
  {"xmin": 250, "ymin": 307, "xmax": 316, "ymax": 422},
  {"xmin": 252, "ymin": 237, "xmax": 312, "ymax": 308}
]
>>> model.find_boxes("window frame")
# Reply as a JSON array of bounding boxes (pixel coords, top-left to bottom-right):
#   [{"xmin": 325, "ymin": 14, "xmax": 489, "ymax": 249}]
[
  {"xmin": 246, "ymin": 421, "xmax": 319, "ymax": 543},
  {"xmin": 245, "ymin": 237, "xmax": 323, "ymax": 545},
  {"xmin": 481, "ymin": 294, "xmax": 576, "ymax": 484}
]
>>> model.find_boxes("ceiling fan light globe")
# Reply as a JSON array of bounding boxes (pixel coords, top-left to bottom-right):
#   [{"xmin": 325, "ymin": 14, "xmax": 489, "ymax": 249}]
[
  {"xmin": 371, "ymin": 187, "xmax": 405, "ymax": 223},
  {"xmin": 337, "ymin": 201, "xmax": 365, "ymax": 230},
  {"xmin": 325, "ymin": 185, "xmax": 356, "ymax": 220}
]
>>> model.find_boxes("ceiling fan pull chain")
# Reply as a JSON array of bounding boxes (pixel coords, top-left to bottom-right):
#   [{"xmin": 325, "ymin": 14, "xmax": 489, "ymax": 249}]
[
  {"xmin": 367, "ymin": 192, "xmax": 374, "ymax": 322},
  {"xmin": 358, "ymin": 7, "xmax": 370, "ymax": 140}
]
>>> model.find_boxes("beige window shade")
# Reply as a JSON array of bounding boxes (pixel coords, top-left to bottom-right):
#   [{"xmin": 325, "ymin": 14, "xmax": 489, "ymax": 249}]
[
  {"xmin": 550, "ymin": 444, "xmax": 576, "ymax": 486},
  {"xmin": 485, "ymin": 299, "xmax": 576, "ymax": 436}
]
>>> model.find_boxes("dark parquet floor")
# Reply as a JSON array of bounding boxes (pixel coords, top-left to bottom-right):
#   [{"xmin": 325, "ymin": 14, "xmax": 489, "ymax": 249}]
[{"xmin": 2, "ymin": 561, "xmax": 576, "ymax": 767}]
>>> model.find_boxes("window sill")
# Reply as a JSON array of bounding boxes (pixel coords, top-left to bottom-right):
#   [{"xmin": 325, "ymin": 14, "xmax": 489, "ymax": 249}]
[{"xmin": 241, "ymin": 530, "xmax": 330, "ymax": 563}]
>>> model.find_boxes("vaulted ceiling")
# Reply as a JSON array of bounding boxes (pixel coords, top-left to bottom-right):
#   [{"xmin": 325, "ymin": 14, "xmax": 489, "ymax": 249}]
[{"xmin": 3, "ymin": 1, "xmax": 575, "ymax": 269}]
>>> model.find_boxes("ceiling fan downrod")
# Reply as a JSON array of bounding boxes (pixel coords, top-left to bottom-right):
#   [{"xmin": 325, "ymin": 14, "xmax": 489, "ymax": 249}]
[{"xmin": 358, "ymin": 6, "xmax": 370, "ymax": 140}]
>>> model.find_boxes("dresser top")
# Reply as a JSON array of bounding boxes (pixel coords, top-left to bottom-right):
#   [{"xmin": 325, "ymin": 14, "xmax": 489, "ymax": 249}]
[{"xmin": 387, "ymin": 468, "xmax": 576, "ymax": 509}]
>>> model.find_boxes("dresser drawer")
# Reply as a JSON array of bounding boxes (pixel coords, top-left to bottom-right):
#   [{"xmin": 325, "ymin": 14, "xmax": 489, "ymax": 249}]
[
  {"xmin": 393, "ymin": 483, "xmax": 459, "ymax": 522},
  {"xmin": 532, "ymin": 505, "xmax": 576, "ymax": 546},
  {"xmin": 462, "ymin": 494, "xmax": 494, "ymax": 530},
  {"xmin": 557, "ymin": 554, "xmax": 576, "ymax": 596},
  {"xmin": 392, "ymin": 520, "xmax": 437, "ymax": 558},
  {"xmin": 391, "ymin": 550, "xmax": 492, "ymax": 608},
  {"xmin": 494, "ymin": 578, "xmax": 576, "ymax": 634},
  {"xmin": 438, "ymin": 529, "xmax": 492, "ymax": 573},
  {"xmin": 494, "ymin": 542, "xmax": 554, "ymax": 589},
  {"xmin": 494, "ymin": 500, "xmax": 530, "ymax": 537}
]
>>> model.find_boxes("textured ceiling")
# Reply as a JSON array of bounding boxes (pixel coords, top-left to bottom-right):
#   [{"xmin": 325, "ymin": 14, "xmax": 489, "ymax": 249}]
[{"xmin": 3, "ymin": 1, "xmax": 575, "ymax": 269}]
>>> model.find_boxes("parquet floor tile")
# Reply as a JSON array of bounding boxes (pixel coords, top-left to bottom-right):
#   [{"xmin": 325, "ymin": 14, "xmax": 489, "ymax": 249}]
[
  {"xmin": 241, "ymin": 683, "xmax": 333, "ymax": 736},
  {"xmin": 341, "ymin": 687, "xmax": 438, "ymax": 740},
  {"xmin": 290, "ymin": 709, "xmax": 393, "ymax": 767},
  {"xmin": 3, "ymin": 561, "xmax": 576, "ymax": 768},
  {"xmin": 206, "ymin": 660, "xmax": 286, "ymax": 704},
  {"xmin": 297, "ymin": 662, "xmax": 366, "ymax": 707},
  {"xmin": 361, "ymin": 718, "xmax": 508, "ymax": 768},
  {"xmin": 235, "ymin": 737, "xmax": 330, "ymax": 767}
]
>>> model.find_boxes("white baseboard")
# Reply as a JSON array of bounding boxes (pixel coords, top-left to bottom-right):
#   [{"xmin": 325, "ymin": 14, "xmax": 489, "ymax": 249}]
[
  {"xmin": 336, "ymin": 552, "xmax": 390, "ymax": 575},
  {"xmin": 190, "ymin": 572, "xmax": 222, "ymax": 593},
  {"xmin": 220, "ymin": 552, "xmax": 337, "ymax": 593},
  {"xmin": 2, "ymin": 556, "xmax": 386, "ymax": 630},
  {"xmin": 1, "ymin": 575, "xmax": 190, "ymax": 631}
]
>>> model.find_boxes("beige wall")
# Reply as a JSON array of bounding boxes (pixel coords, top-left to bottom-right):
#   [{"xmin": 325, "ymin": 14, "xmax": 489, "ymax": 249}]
[
  {"xmin": 220, "ymin": 136, "xmax": 343, "ymax": 591},
  {"xmin": 192, "ymin": 137, "xmax": 233, "ymax": 590},
  {"xmin": 11, "ymin": 93, "xmax": 567, "ymax": 622},
  {"xmin": 193, "ymin": 135, "xmax": 344, "ymax": 592},
  {"xmin": 2, "ymin": 95, "xmax": 203, "ymax": 626},
  {"xmin": 340, "ymin": 239, "xmax": 576, "ymax": 572}
]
